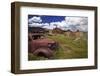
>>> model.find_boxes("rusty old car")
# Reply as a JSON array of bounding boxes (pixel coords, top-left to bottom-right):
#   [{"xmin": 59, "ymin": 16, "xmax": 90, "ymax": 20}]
[{"xmin": 28, "ymin": 27, "xmax": 58, "ymax": 58}]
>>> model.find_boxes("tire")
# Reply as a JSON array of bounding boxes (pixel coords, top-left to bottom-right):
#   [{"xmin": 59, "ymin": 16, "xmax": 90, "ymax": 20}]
[{"xmin": 33, "ymin": 47, "xmax": 53, "ymax": 58}]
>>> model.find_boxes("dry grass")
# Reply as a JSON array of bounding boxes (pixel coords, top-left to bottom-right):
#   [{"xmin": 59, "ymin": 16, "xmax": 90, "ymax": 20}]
[{"xmin": 28, "ymin": 33, "xmax": 88, "ymax": 60}]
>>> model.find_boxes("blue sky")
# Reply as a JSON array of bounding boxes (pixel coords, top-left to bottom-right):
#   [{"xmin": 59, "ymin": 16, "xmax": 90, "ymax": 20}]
[
  {"xmin": 28, "ymin": 15, "xmax": 65, "ymax": 23},
  {"xmin": 28, "ymin": 15, "xmax": 88, "ymax": 32}
]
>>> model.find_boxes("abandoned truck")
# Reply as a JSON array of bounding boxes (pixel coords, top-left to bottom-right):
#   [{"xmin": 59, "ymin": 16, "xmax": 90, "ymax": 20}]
[{"xmin": 28, "ymin": 27, "xmax": 58, "ymax": 59}]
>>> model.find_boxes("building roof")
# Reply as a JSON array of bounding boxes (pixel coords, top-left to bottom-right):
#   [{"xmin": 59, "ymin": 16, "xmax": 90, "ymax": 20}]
[{"xmin": 28, "ymin": 27, "xmax": 46, "ymax": 33}]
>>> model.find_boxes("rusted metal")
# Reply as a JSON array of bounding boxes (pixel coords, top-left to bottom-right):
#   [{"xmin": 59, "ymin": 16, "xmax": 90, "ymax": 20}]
[
  {"xmin": 28, "ymin": 31, "xmax": 58, "ymax": 58},
  {"xmin": 33, "ymin": 48, "xmax": 53, "ymax": 58}
]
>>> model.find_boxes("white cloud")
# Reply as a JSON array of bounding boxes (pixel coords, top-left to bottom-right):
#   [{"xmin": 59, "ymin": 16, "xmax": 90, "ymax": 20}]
[
  {"xmin": 50, "ymin": 22, "xmax": 61, "ymax": 27},
  {"xmin": 28, "ymin": 16, "xmax": 42, "ymax": 24},
  {"xmin": 28, "ymin": 16, "xmax": 88, "ymax": 32},
  {"xmin": 29, "ymin": 23, "xmax": 42, "ymax": 27},
  {"xmin": 77, "ymin": 25, "xmax": 88, "ymax": 32},
  {"xmin": 43, "ymin": 24, "xmax": 55, "ymax": 29},
  {"xmin": 49, "ymin": 21, "xmax": 69, "ymax": 29},
  {"xmin": 65, "ymin": 17, "xmax": 82, "ymax": 25},
  {"xmin": 46, "ymin": 17, "xmax": 88, "ymax": 31},
  {"xmin": 29, "ymin": 23, "xmax": 49, "ymax": 27},
  {"xmin": 65, "ymin": 17, "xmax": 88, "ymax": 31}
]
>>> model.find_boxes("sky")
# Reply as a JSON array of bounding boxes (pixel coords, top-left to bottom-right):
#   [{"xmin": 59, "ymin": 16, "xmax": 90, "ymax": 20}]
[{"xmin": 28, "ymin": 15, "xmax": 88, "ymax": 32}]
